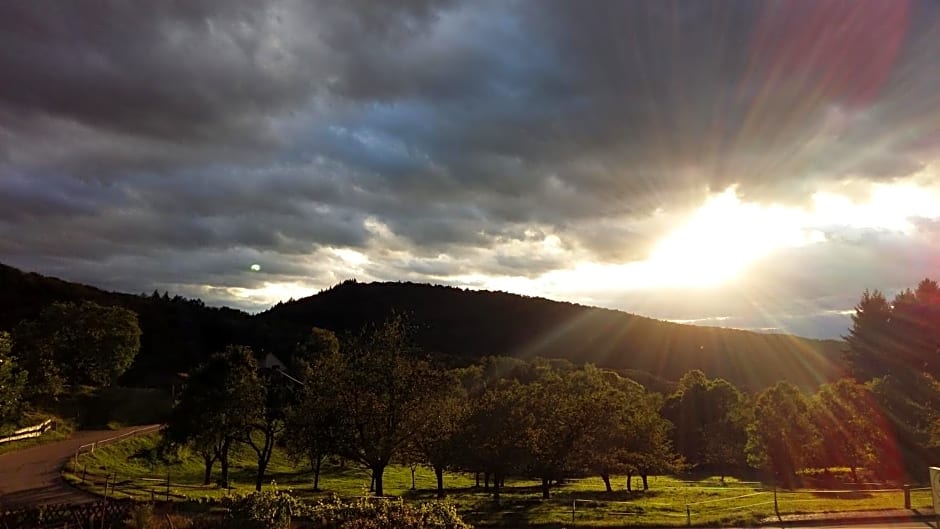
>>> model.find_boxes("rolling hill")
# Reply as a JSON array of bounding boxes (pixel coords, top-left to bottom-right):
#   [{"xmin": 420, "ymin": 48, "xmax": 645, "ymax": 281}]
[
  {"xmin": 258, "ymin": 280, "xmax": 846, "ymax": 391},
  {"xmin": 0, "ymin": 264, "xmax": 846, "ymax": 391}
]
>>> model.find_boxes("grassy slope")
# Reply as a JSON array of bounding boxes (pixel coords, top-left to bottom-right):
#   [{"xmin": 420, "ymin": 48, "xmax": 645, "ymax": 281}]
[
  {"xmin": 0, "ymin": 387, "xmax": 170, "ymax": 456},
  {"xmin": 64, "ymin": 434, "xmax": 931, "ymax": 527}
]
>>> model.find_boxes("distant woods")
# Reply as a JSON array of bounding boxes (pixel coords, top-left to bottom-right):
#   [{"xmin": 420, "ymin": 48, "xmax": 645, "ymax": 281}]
[
  {"xmin": 2, "ymin": 262, "xmax": 940, "ymax": 491},
  {"xmin": 163, "ymin": 275, "xmax": 940, "ymax": 499},
  {"xmin": 0, "ymin": 263, "xmax": 842, "ymax": 393}
]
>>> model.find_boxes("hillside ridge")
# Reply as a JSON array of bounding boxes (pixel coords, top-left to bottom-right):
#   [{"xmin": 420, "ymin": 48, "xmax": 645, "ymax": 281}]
[{"xmin": 1, "ymin": 263, "xmax": 845, "ymax": 390}]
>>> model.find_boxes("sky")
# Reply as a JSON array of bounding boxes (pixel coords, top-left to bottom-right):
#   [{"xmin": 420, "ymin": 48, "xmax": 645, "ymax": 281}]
[{"xmin": 1, "ymin": 1, "xmax": 940, "ymax": 339}]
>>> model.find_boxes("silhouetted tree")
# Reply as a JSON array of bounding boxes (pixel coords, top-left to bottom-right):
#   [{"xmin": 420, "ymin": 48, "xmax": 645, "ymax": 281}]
[
  {"xmin": 323, "ymin": 314, "xmax": 451, "ymax": 496},
  {"xmin": 165, "ymin": 345, "xmax": 262, "ymax": 487}
]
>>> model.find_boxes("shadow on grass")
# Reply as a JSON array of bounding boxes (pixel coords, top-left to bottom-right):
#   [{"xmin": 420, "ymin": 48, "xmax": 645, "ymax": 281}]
[{"xmin": 808, "ymin": 490, "xmax": 873, "ymax": 500}]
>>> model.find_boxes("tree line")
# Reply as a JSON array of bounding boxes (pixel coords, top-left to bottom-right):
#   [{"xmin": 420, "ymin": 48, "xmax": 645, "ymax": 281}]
[
  {"xmin": 164, "ymin": 291, "xmax": 926, "ymax": 500},
  {"xmin": 162, "ymin": 315, "xmax": 673, "ymax": 499},
  {"xmin": 3, "ymin": 277, "xmax": 939, "ymax": 495}
]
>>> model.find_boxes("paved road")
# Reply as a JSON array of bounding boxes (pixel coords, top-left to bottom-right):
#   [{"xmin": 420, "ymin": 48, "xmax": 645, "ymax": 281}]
[{"xmin": 0, "ymin": 425, "xmax": 158, "ymax": 509}]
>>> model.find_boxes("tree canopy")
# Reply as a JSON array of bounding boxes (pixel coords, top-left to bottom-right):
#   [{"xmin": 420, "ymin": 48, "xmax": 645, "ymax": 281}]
[{"xmin": 13, "ymin": 301, "xmax": 140, "ymax": 396}]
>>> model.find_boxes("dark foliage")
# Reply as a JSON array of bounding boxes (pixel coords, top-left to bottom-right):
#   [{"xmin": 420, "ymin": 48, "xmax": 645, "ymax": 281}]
[
  {"xmin": 259, "ymin": 280, "xmax": 844, "ymax": 391},
  {"xmin": 1, "ymin": 264, "xmax": 844, "ymax": 392}
]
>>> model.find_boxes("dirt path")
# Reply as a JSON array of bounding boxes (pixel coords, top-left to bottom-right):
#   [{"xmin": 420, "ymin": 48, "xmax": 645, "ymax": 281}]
[{"xmin": 0, "ymin": 425, "xmax": 159, "ymax": 509}]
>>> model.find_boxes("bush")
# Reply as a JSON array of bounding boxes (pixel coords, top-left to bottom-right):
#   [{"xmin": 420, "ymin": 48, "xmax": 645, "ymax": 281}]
[
  {"xmin": 307, "ymin": 495, "xmax": 471, "ymax": 529},
  {"xmin": 222, "ymin": 490, "xmax": 471, "ymax": 529},
  {"xmin": 222, "ymin": 487, "xmax": 309, "ymax": 529},
  {"xmin": 126, "ymin": 503, "xmax": 154, "ymax": 529}
]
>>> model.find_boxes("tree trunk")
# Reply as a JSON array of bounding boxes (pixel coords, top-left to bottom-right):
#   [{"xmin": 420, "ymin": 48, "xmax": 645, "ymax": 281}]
[
  {"xmin": 202, "ymin": 452, "xmax": 215, "ymax": 485},
  {"xmin": 313, "ymin": 454, "xmax": 323, "ymax": 492},
  {"xmin": 850, "ymin": 465, "xmax": 859, "ymax": 483},
  {"xmin": 410, "ymin": 466, "xmax": 417, "ymax": 490},
  {"xmin": 484, "ymin": 472, "xmax": 490, "ymax": 492},
  {"xmin": 219, "ymin": 440, "xmax": 231, "ymax": 488},
  {"xmin": 475, "ymin": 472, "xmax": 480, "ymax": 488},
  {"xmin": 641, "ymin": 473, "xmax": 649, "ymax": 490},
  {"xmin": 372, "ymin": 465, "xmax": 385, "ymax": 497},
  {"xmin": 541, "ymin": 477, "xmax": 551, "ymax": 499},
  {"xmin": 601, "ymin": 473, "xmax": 612, "ymax": 492},
  {"xmin": 493, "ymin": 472, "xmax": 501, "ymax": 504},
  {"xmin": 626, "ymin": 471, "xmax": 633, "ymax": 492},
  {"xmin": 435, "ymin": 466, "xmax": 445, "ymax": 498},
  {"xmin": 255, "ymin": 458, "xmax": 269, "ymax": 491},
  {"xmin": 220, "ymin": 457, "xmax": 230, "ymax": 488},
  {"xmin": 248, "ymin": 426, "xmax": 277, "ymax": 492}
]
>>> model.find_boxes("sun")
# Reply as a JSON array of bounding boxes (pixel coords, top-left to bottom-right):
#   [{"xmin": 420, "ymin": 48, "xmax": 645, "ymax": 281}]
[{"xmin": 641, "ymin": 187, "xmax": 811, "ymax": 288}]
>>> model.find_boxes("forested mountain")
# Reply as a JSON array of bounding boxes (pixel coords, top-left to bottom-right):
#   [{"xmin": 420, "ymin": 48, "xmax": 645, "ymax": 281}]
[
  {"xmin": 0, "ymin": 263, "xmax": 256, "ymax": 384},
  {"xmin": 0, "ymin": 264, "xmax": 844, "ymax": 391},
  {"xmin": 260, "ymin": 280, "xmax": 844, "ymax": 391}
]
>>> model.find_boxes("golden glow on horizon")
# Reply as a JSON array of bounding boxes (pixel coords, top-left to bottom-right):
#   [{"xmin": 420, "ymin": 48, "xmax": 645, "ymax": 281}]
[
  {"xmin": 223, "ymin": 179, "xmax": 940, "ymax": 309},
  {"xmin": 466, "ymin": 179, "xmax": 940, "ymax": 298}
]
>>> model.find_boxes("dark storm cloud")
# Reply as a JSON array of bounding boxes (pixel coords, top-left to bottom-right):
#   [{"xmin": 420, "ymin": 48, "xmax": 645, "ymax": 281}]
[{"xmin": 1, "ymin": 0, "xmax": 939, "ymax": 324}]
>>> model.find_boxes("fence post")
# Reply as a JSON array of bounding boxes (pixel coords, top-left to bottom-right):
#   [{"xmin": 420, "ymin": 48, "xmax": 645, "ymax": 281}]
[
  {"xmin": 686, "ymin": 505, "xmax": 691, "ymax": 527},
  {"xmin": 904, "ymin": 484, "xmax": 911, "ymax": 509},
  {"xmin": 773, "ymin": 483, "xmax": 779, "ymax": 518},
  {"xmin": 166, "ymin": 472, "xmax": 171, "ymax": 502},
  {"xmin": 571, "ymin": 500, "xmax": 576, "ymax": 524}
]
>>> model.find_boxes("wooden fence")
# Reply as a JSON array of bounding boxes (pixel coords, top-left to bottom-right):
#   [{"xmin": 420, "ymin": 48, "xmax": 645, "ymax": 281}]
[
  {"xmin": 0, "ymin": 500, "xmax": 133, "ymax": 529},
  {"xmin": 73, "ymin": 424, "xmax": 162, "ymax": 464},
  {"xmin": 0, "ymin": 419, "xmax": 54, "ymax": 445}
]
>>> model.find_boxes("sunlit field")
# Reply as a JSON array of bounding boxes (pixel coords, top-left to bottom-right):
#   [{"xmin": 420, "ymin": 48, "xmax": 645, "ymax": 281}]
[{"xmin": 64, "ymin": 434, "xmax": 931, "ymax": 527}]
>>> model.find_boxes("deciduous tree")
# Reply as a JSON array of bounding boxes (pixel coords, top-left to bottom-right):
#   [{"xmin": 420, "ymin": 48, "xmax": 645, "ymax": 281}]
[
  {"xmin": 746, "ymin": 381, "xmax": 818, "ymax": 486},
  {"xmin": 165, "ymin": 345, "xmax": 262, "ymax": 487},
  {"xmin": 13, "ymin": 301, "xmax": 140, "ymax": 394},
  {"xmin": 324, "ymin": 314, "xmax": 451, "ymax": 496}
]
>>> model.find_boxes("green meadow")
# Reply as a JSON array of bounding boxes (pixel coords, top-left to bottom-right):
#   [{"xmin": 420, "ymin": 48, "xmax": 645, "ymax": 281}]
[{"xmin": 63, "ymin": 433, "xmax": 931, "ymax": 527}]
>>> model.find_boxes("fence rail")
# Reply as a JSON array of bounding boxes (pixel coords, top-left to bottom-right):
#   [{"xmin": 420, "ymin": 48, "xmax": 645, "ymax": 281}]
[
  {"xmin": 571, "ymin": 485, "xmax": 930, "ymax": 526},
  {"xmin": 0, "ymin": 419, "xmax": 54, "ymax": 445},
  {"xmin": 73, "ymin": 424, "xmax": 162, "ymax": 464}
]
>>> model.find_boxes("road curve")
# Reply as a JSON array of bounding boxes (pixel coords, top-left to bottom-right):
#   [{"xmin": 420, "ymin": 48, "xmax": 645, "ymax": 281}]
[{"xmin": 0, "ymin": 425, "xmax": 159, "ymax": 509}]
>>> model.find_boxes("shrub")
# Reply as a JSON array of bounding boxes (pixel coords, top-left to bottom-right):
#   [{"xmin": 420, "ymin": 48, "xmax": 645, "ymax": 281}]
[
  {"xmin": 222, "ymin": 490, "xmax": 471, "ymax": 529},
  {"xmin": 307, "ymin": 496, "xmax": 471, "ymax": 529},
  {"xmin": 126, "ymin": 503, "xmax": 154, "ymax": 529},
  {"xmin": 222, "ymin": 487, "xmax": 309, "ymax": 529}
]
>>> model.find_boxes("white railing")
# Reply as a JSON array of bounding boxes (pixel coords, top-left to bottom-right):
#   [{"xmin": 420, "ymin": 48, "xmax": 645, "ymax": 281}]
[
  {"xmin": 73, "ymin": 424, "xmax": 162, "ymax": 463},
  {"xmin": 0, "ymin": 419, "xmax": 54, "ymax": 445}
]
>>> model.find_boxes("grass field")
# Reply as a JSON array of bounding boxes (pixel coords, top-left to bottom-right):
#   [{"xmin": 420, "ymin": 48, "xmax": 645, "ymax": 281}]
[{"xmin": 63, "ymin": 433, "xmax": 933, "ymax": 527}]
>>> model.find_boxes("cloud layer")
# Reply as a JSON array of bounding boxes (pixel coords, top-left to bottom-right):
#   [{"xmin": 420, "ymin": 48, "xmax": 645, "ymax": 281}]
[{"xmin": 2, "ymin": 1, "xmax": 940, "ymax": 337}]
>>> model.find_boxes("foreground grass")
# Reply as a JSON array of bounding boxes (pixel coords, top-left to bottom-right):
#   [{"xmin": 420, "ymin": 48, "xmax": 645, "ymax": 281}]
[{"xmin": 63, "ymin": 434, "xmax": 932, "ymax": 527}]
